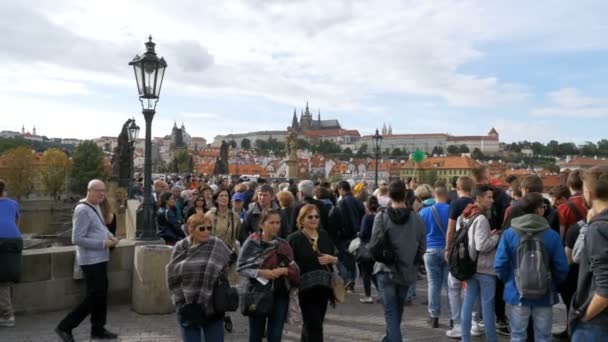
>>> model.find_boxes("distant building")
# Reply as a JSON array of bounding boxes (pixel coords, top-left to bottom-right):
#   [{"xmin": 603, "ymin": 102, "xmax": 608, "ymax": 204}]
[
  {"xmin": 400, "ymin": 156, "xmax": 480, "ymax": 184},
  {"xmin": 559, "ymin": 156, "xmax": 608, "ymax": 172},
  {"xmin": 446, "ymin": 128, "xmax": 500, "ymax": 153}
]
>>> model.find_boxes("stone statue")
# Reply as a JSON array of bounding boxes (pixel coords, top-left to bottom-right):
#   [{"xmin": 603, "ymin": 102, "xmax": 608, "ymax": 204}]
[
  {"xmin": 287, "ymin": 128, "xmax": 298, "ymax": 158},
  {"xmin": 213, "ymin": 140, "xmax": 230, "ymax": 175},
  {"xmin": 111, "ymin": 119, "xmax": 135, "ymax": 188}
]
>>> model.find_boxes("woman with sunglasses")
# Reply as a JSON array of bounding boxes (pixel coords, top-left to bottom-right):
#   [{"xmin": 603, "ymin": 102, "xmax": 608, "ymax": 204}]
[
  {"xmin": 186, "ymin": 195, "xmax": 206, "ymax": 221},
  {"xmin": 288, "ymin": 204, "xmax": 338, "ymax": 342},
  {"xmin": 237, "ymin": 209, "xmax": 300, "ymax": 342},
  {"xmin": 206, "ymin": 188, "xmax": 242, "ymax": 332},
  {"xmin": 166, "ymin": 214, "xmax": 232, "ymax": 342}
]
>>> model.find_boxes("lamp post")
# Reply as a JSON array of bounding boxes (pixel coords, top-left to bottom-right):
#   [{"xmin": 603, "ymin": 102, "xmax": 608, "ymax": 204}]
[
  {"xmin": 129, "ymin": 36, "xmax": 167, "ymax": 240},
  {"xmin": 127, "ymin": 119, "xmax": 140, "ymax": 199},
  {"xmin": 372, "ymin": 128, "xmax": 383, "ymax": 189}
]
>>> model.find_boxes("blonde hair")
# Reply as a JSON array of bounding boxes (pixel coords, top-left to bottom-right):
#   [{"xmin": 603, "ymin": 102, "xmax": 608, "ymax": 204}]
[
  {"xmin": 186, "ymin": 213, "xmax": 212, "ymax": 235},
  {"xmin": 414, "ymin": 184, "xmax": 433, "ymax": 200},
  {"xmin": 276, "ymin": 191, "xmax": 295, "ymax": 209}
]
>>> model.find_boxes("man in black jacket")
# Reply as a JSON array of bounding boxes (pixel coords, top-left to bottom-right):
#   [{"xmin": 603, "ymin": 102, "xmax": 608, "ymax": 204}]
[
  {"xmin": 336, "ymin": 180, "xmax": 365, "ymax": 292},
  {"xmin": 570, "ymin": 166, "xmax": 608, "ymax": 340}
]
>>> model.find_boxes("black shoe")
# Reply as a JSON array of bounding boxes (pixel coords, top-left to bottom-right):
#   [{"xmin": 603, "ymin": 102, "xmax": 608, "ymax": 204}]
[
  {"xmin": 91, "ymin": 328, "xmax": 118, "ymax": 339},
  {"xmin": 552, "ymin": 330, "xmax": 569, "ymax": 340},
  {"xmin": 224, "ymin": 316, "xmax": 233, "ymax": 333},
  {"xmin": 429, "ymin": 317, "xmax": 439, "ymax": 328},
  {"xmin": 495, "ymin": 320, "xmax": 510, "ymax": 336},
  {"xmin": 449, "ymin": 319, "xmax": 454, "ymax": 329},
  {"xmin": 55, "ymin": 327, "xmax": 75, "ymax": 342}
]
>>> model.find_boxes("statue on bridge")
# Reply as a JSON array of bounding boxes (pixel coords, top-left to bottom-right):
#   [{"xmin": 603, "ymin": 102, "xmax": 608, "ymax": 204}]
[{"xmin": 111, "ymin": 118, "xmax": 136, "ymax": 188}]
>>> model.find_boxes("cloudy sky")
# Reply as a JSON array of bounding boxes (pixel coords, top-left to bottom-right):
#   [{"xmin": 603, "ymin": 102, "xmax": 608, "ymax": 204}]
[{"xmin": 1, "ymin": 0, "xmax": 607, "ymax": 143}]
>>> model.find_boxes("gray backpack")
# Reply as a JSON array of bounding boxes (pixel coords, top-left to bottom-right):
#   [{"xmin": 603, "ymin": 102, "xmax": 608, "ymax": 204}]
[{"xmin": 515, "ymin": 231, "xmax": 550, "ymax": 300}]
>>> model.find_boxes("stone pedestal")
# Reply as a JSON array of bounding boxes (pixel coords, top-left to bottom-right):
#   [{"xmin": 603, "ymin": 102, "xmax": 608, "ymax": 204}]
[
  {"xmin": 286, "ymin": 159, "xmax": 298, "ymax": 179},
  {"xmin": 131, "ymin": 244, "xmax": 174, "ymax": 314}
]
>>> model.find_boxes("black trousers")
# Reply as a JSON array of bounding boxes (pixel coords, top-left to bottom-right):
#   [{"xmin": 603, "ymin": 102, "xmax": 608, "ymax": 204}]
[
  {"xmin": 299, "ymin": 287, "xmax": 331, "ymax": 342},
  {"xmin": 58, "ymin": 261, "xmax": 108, "ymax": 333}
]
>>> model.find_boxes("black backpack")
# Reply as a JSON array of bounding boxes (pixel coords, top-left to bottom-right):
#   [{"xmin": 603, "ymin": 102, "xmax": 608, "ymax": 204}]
[
  {"xmin": 449, "ymin": 215, "xmax": 480, "ymax": 281},
  {"xmin": 369, "ymin": 209, "xmax": 396, "ymax": 265}
]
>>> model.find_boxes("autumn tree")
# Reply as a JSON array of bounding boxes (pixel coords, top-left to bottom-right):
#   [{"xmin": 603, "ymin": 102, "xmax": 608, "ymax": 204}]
[
  {"xmin": 41, "ymin": 148, "xmax": 72, "ymax": 199},
  {"xmin": 240, "ymin": 138, "xmax": 251, "ymax": 150},
  {"xmin": 0, "ymin": 146, "xmax": 36, "ymax": 199},
  {"xmin": 70, "ymin": 141, "xmax": 106, "ymax": 195}
]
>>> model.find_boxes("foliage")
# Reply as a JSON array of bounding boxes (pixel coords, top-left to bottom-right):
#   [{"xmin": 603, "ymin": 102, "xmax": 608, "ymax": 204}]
[
  {"xmin": 447, "ymin": 145, "xmax": 459, "ymax": 155},
  {"xmin": 70, "ymin": 141, "xmax": 106, "ymax": 195},
  {"xmin": 254, "ymin": 137, "xmax": 285, "ymax": 156},
  {"xmin": 0, "ymin": 137, "xmax": 30, "ymax": 154},
  {"xmin": 240, "ymin": 138, "xmax": 251, "ymax": 150},
  {"xmin": 313, "ymin": 140, "xmax": 342, "ymax": 155},
  {"xmin": 356, "ymin": 143, "xmax": 368, "ymax": 157},
  {"xmin": 411, "ymin": 149, "xmax": 426, "ymax": 164},
  {"xmin": 459, "ymin": 144, "xmax": 470, "ymax": 153},
  {"xmin": 418, "ymin": 169, "xmax": 438, "ymax": 186},
  {"xmin": 0, "ymin": 146, "xmax": 36, "ymax": 199},
  {"xmin": 174, "ymin": 150, "xmax": 192, "ymax": 174},
  {"xmin": 228, "ymin": 140, "xmax": 237, "ymax": 149},
  {"xmin": 343, "ymin": 147, "xmax": 353, "ymax": 156},
  {"xmin": 471, "ymin": 148, "xmax": 484, "ymax": 160},
  {"xmin": 431, "ymin": 146, "xmax": 444, "ymax": 156},
  {"xmin": 40, "ymin": 148, "xmax": 72, "ymax": 198},
  {"xmin": 297, "ymin": 139, "xmax": 311, "ymax": 150}
]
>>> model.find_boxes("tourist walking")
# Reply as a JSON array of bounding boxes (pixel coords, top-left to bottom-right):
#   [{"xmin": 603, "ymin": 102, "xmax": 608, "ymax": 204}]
[
  {"xmin": 55, "ymin": 179, "xmax": 119, "ymax": 342},
  {"xmin": 157, "ymin": 192, "xmax": 186, "ymax": 245},
  {"xmin": 205, "ymin": 188, "xmax": 241, "ymax": 333},
  {"xmin": 358, "ymin": 195, "xmax": 379, "ymax": 304},
  {"xmin": 166, "ymin": 213, "xmax": 233, "ymax": 342},
  {"xmin": 336, "ymin": 180, "xmax": 365, "ymax": 293},
  {"xmin": 494, "ymin": 193, "xmax": 569, "ymax": 342},
  {"xmin": 0, "ymin": 179, "xmax": 21, "ymax": 328},
  {"xmin": 369, "ymin": 180, "xmax": 426, "ymax": 342},
  {"xmin": 288, "ymin": 204, "xmax": 338, "ymax": 342},
  {"xmin": 237, "ymin": 209, "xmax": 300, "ymax": 342}
]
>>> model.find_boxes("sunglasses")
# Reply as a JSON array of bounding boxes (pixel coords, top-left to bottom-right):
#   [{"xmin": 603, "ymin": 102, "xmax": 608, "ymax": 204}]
[
  {"xmin": 306, "ymin": 215, "xmax": 320, "ymax": 219},
  {"xmin": 195, "ymin": 226, "xmax": 212, "ymax": 232}
]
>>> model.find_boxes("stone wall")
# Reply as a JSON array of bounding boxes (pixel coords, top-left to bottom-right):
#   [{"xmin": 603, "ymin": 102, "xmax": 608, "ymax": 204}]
[{"xmin": 12, "ymin": 240, "xmax": 136, "ymax": 314}]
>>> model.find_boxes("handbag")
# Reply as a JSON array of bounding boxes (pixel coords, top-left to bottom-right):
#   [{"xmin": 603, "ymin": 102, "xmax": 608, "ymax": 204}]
[
  {"xmin": 329, "ymin": 268, "xmax": 346, "ymax": 303},
  {"xmin": 213, "ymin": 275, "xmax": 239, "ymax": 314},
  {"xmin": 299, "ymin": 269, "xmax": 332, "ymax": 292},
  {"xmin": 240, "ymin": 280, "xmax": 274, "ymax": 317}
]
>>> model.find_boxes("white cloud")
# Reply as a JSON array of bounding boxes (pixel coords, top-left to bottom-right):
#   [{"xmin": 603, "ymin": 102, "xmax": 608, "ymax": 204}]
[{"xmin": 532, "ymin": 88, "xmax": 608, "ymax": 118}]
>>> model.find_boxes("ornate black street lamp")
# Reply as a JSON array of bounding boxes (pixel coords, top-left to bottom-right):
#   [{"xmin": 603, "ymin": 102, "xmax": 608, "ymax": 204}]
[
  {"xmin": 129, "ymin": 36, "xmax": 167, "ymax": 240},
  {"xmin": 372, "ymin": 128, "xmax": 383, "ymax": 189}
]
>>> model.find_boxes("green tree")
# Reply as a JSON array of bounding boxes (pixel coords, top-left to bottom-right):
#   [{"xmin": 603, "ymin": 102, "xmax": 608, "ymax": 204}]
[
  {"xmin": 41, "ymin": 148, "xmax": 72, "ymax": 199},
  {"xmin": 580, "ymin": 142, "xmax": 597, "ymax": 156},
  {"xmin": 447, "ymin": 145, "xmax": 459, "ymax": 155},
  {"xmin": 471, "ymin": 148, "xmax": 484, "ymax": 160},
  {"xmin": 228, "ymin": 140, "xmax": 237, "ymax": 149},
  {"xmin": 391, "ymin": 148, "xmax": 403, "ymax": 157},
  {"xmin": 0, "ymin": 137, "xmax": 30, "ymax": 154},
  {"xmin": 70, "ymin": 141, "xmax": 106, "ymax": 195},
  {"xmin": 240, "ymin": 138, "xmax": 251, "ymax": 150},
  {"xmin": 546, "ymin": 140, "xmax": 559, "ymax": 156},
  {"xmin": 431, "ymin": 146, "xmax": 444, "ymax": 155},
  {"xmin": 356, "ymin": 143, "xmax": 368, "ymax": 156},
  {"xmin": 558, "ymin": 142, "xmax": 578, "ymax": 156},
  {"xmin": 175, "ymin": 150, "xmax": 191, "ymax": 173},
  {"xmin": 458, "ymin": 145, "xmax": 470, "ymax": 153},
  {"xmin": 297, "ymin": 139, "xmax": 311, "ymax": 150},
  {"xmin": 254, "ymin": 139, "xmax": 268, "ymax": 153},
  {"xmin": 0, "ymin": 146, "xmax": 35, "ymax": 199},
  {"xmin": 343, "ymin": 147, "xmax": 353, "ymax": 156}
]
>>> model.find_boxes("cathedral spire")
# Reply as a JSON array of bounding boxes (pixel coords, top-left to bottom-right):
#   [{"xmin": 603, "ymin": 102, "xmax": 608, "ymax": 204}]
[
  {"xmin": 291, "ymin": 108, "xmax": 299, "ymax": 130},
  {"xmin": 388, "ymin": 124, "xmax": 392, "ymax": 135},
  {"xmin": 173, "ymin": 121, "xmax": 177, "ymax": 129},
  {"xmin": 33, "ymin": 125, "xmax": 36, "ymax": 136},
  {"xmin": 21, "ymin": 125, "xmax": 25, "ymax": 135},
  {"xmin": 318, "ymin": 109, "xmax": 321, "ymax": 123},
  {"xmin": 305, "ymin": 101, "xmax": 310, "ymax": 116}
]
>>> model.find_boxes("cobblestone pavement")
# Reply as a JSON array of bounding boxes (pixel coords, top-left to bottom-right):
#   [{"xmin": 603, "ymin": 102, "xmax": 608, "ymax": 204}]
[{"xmin": 1, "ymin": 279, "xmax": 567, "ymax": 342}]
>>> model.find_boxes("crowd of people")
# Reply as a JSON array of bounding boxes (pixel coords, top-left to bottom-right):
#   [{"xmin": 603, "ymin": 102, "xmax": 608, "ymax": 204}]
[{"xmin": 1, "ymin": 163, "xmax": 608, "ymax": 342}]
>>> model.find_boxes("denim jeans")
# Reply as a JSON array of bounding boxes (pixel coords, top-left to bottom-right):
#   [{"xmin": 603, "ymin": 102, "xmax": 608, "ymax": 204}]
[
  {"xmin": 249, "ymin": 296, "xmax": 289, "ymax": 342},
  {"xmin": 377, "ymin": 271, "xmax": 409, "ymax": 342},
  {"xmin": 448, "ymin": 274, "xmax": 462, "ymax": 325},
  {"xmin": 180, "ymin": 318, "xmax": 223, "ymax": 342},
  {"xmin": 424, "ymin": 248, "xmax": 450, "ymax": 318},
  {"xmin": 508, "ymin": 304, "xmax": 552, "ymax": 342},
  {"xmin": 572, "ymin": 321, "xmax": 608, "ymax": 342},
  {"xmin": 461, "ymin": 273, "xmax": 497, "ymax": 342},
  {"xmin": 338, "ymin": 240, "xmax": 357, "ymax": 284}
]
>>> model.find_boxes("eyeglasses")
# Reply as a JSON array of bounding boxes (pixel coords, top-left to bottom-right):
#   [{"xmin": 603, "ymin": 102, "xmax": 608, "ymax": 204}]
[
  {"xmin": 195, "ymin": 226, "xmax": 212, "ymax": 232},
  {"xmin": 306, "ymin": 215, "xmax": 320, "ymax": 219}
]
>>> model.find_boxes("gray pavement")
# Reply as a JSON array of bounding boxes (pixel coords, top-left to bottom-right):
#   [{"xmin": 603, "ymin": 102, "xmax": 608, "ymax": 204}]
[{"xmin": 1, "ymin": 278, "xmax": 567, "ymax": 342}]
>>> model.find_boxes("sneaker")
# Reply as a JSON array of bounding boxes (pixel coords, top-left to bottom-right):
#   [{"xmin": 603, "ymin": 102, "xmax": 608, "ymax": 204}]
[
  {"xmin": 496, "ymin": 319, "xmax": 510, "ymax": 336},
  {"xmin": 90, "ymin": 328, "xmax": 118, "ymax": 339},
  {"xmin": 359, "ymin": 296, "xmax": 374, "ymax": 304},
  {"xmin": 445, "ymin": 324, "xmax": 462, "ymax": 339},
  {"xmin": 55, "ymin": 327, "xmax": 75, "ymax": 342},
  {"xmin": 471, "ymin": 321, "xmax": 484, "ymax": 336},
  {"xmin": 0, "ymin": 316, "xmax": 15, "ymax": 327}
]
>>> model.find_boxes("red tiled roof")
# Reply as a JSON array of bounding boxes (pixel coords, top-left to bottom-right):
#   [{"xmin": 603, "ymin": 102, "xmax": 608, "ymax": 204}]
[
  {"xmin": 564, "ymin": 157, "xmax": 608, "ymax": 167},
  {"xmin": 447, "ymin": 136, "xmax": 498, "ymax": 141},
  {"xmin": 403, "ymin": 156, "xmax": 479, "ymax": 170}
]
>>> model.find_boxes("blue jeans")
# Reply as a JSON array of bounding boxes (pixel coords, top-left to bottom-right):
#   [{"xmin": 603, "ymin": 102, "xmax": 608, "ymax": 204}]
[
  {"xmin": 377, "ymin": 272, "xmax": 409, "ymax": 342},
  {"xmin": 461, "ymin": 273, "xmax": 497, "ymax": 342},
  {"xmin": 572, "ymin": 321, "xmax": 608, "ymax": 342},
  {"xmin": 179, "ymin": 318, "xmax": 223, "ymax": 342},
  {"xmin": 508, "ymin": 304, "xmax": 552, "ymax": 342},
  {"xmin": 424, "ymin": 248, "xmax": 450, "ymax": 318},
  {"xmin": 249, "ymin": 296, "xmax": 289, "ymax": 342}
]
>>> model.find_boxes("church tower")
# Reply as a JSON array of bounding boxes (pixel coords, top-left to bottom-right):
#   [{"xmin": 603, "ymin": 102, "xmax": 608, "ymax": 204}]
[
  {"xmin": 33, "ymin": 126, "xmax": 36, "ymax": 135},
  {"xmin": 388, "ymin": 124, "xmax": 392, "ymax": 136},
  {"xmin": 382, "ymin": 123, "xmax": 387, "ymax": 136},
  {"xmin": 301, "ymin": 101, "xmax": 313, "ymax": 130},
  {"xmin": 291, "ymin": 109, "xmax": 299, "ymax": 131},
  {"xmin": 21, "ymin": 125, "xmax": 25, "ymax": 135}
]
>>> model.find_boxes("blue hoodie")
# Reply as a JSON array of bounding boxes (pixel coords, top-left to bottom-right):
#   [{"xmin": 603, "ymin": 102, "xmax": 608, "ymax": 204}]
[{"xmin": 494, "ymin": 214, "xmax": 569, "ymax": 307}]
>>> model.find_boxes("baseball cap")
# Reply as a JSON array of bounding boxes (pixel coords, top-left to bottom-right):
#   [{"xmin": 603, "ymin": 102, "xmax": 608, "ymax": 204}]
[{"xmin": 232, "ymin": 192, "xmax": 245, "ymax": 201}]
